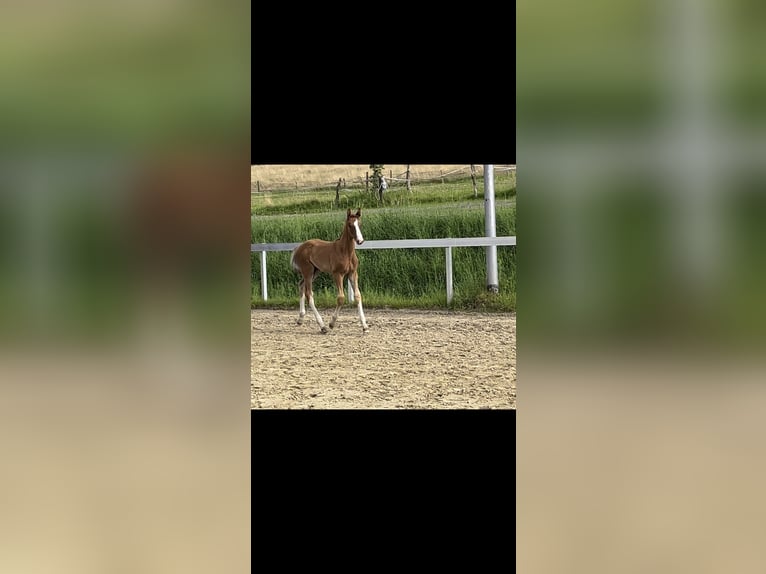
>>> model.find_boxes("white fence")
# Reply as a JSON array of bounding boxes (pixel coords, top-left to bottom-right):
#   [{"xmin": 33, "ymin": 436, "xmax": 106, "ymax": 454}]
[{"xmin": 251, "ymin": 236, "xmax": 517, "ymax": 304}]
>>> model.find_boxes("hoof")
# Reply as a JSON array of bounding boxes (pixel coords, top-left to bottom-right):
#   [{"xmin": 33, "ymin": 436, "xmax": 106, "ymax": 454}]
[
  {"xmin": 320, "ymin": 326, "xmax": 329, "ymax": 334},
  {"xmin": 329, "ymin": 322, "xmax": 335, "ymax": 329},
  {"xmin": 296, "ymin": 320, "xmax": 303, "ymax": 326}
]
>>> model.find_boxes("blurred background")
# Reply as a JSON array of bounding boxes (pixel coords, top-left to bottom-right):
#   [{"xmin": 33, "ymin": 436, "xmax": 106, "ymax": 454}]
[
  {"xmin": 0, "ymin": 2, "xmax": 250, "ymax": 572},
  {"xmin": 518, "ymin": 0, "xmax": 766, "ymax": 572},
  {"xmin": 5, "ymin": 0, "xmax": 766, "ymax": 570}
]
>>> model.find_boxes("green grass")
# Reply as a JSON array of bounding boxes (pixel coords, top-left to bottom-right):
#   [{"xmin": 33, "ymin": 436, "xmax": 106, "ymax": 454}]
[
  {"xmin": 252, "ymin": 191, "xmax": 517, "ymax": 312},
  {"xmin": 251, "ymin": 174, "xmax": 516, "ymax": 216}
]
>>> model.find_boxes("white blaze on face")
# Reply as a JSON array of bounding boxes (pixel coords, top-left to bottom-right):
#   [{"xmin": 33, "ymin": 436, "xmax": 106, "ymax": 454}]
[{"xmin": 353, "ymin": 219, "xmax": 364, "ymax": 244}]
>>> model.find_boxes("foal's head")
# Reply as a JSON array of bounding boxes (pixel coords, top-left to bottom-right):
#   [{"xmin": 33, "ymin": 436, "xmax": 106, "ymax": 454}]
[{"xmin": 345, "ymin": 208, "xmax": 364, "ymax": 245}]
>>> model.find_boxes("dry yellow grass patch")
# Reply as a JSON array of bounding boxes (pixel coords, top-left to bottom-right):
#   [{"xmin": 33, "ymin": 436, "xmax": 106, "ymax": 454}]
[{"xmin": 250, "ymin": 165, "xmax": 475, "ymax": 187}]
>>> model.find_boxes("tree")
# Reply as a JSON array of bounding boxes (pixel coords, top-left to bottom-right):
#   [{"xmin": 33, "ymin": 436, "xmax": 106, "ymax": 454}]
[{"xmin": 369, "ymin": 164, "xmax": 384, "ymax": 199}]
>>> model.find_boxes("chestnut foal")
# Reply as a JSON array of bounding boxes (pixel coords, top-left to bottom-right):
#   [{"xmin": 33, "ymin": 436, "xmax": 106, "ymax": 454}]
[{"xmin": 290, "ymin": 208, "xmax": 369, "ymax": 333}]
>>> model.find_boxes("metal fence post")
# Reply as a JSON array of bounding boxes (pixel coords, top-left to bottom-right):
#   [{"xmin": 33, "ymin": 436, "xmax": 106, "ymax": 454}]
[
  {"xmin": 260, "ymin": 251, "xmax": 268, "ymax": 300},
  {"xmin": 445, "ymin": 246, "xmax": 453, "ymax": 304},
  {"xmin": 484, "ymin": 164, "xmax": 499, "ymax": 292}
]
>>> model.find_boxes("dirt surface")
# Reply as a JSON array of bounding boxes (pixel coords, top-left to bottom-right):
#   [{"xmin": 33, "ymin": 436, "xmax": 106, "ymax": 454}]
[{"xmin": 251, "ymin": 308, "xmax": 516, "ymax": 409}]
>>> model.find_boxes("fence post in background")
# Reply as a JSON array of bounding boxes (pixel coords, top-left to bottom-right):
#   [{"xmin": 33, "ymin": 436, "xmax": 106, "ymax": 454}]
[
  {"xmin": 471, "ymin": 164, "xmax": 477, "ymax": 198},
  {"xmin": 335, "ymin": 178, "xmax": 341, "ymax": 207},
  {"xmin": 257, "ymin": 180, "xmax": 261, "ymax": 193},
  {"xmin": 484, "ymin": 164, "xmax": 499, "ymax": 293},
  {"xmin": 406, "ymin": 165, "xmax": 412, "ymax": 193},
  {"xmin": 260, "ymin": 251, "xmax": 268, "ymax": 300},
  {"xmin": 445, "ymin": 246, "xmax": 454, "ymax": 304},
  {"xmin": 440, "ymin": 169, "xmax": 444, "ymax": 184},
  {"xmin": 366, "ymin": 172, "xmax": 369, "ymax": 193}
]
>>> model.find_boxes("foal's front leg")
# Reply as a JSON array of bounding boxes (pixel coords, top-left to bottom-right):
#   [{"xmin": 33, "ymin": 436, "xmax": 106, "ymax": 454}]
[
  {"xmin": 351, "ymin": 269, "xmax": 369, "ymax": 332},
  {"xmin": 329, "ymin": 273, "xmax": 345, "ymax": 329}
]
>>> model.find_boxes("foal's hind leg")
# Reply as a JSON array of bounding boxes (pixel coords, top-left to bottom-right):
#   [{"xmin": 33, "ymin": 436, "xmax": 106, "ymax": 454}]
[
  {"xmin": 296, "ymin": 277, "xmax": 307, "ymax": 325},
  {"xmin": 305, "ymin": 272, "xmax": 328, "ymax": 333}
]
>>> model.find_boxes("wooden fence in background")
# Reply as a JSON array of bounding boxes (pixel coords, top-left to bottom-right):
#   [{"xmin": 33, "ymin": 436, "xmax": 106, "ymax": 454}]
[{"xmin": 251, "ymin": 164, "xmax": 516, "ymax": 194}]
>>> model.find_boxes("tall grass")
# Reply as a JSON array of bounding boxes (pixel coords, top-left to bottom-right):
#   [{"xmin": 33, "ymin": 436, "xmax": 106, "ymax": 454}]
[{"xmin": 251, "ymin": 206, "xmax": 516, "ymax": 311}]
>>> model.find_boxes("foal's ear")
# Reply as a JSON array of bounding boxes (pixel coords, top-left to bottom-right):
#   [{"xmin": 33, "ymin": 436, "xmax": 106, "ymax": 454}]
[
  {"xmin": 347, "ymin": 208, "xmax": 352, "ymax": 217},
  {"xmin": 355, "ymin": 209, "xmax": 362, "ymax": 217}
]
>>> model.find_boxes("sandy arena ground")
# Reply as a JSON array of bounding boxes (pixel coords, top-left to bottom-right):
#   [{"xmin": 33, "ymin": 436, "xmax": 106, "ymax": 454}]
[{"xmin": 251, "ymin": 308, "xmax": 516, "ymax": 409}]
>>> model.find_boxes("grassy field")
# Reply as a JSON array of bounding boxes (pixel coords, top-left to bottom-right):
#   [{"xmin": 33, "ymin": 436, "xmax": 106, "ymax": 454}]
[
  {"xmin": 251, "ymin": 169, "xmax": 516, "ymax": 312},
  {"xmin": 250, "ymin": 164, "xmax": 507, "ymax": 190},
  {"xmin": 252, "ymin": 173, "xmax": 516, "ymax": 216}
]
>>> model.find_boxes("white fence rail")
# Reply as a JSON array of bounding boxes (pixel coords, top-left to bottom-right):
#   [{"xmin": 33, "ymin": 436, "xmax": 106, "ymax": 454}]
[{"xmin": 251, "ymin": 236, "xmax": 517, "ymax": 304}]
